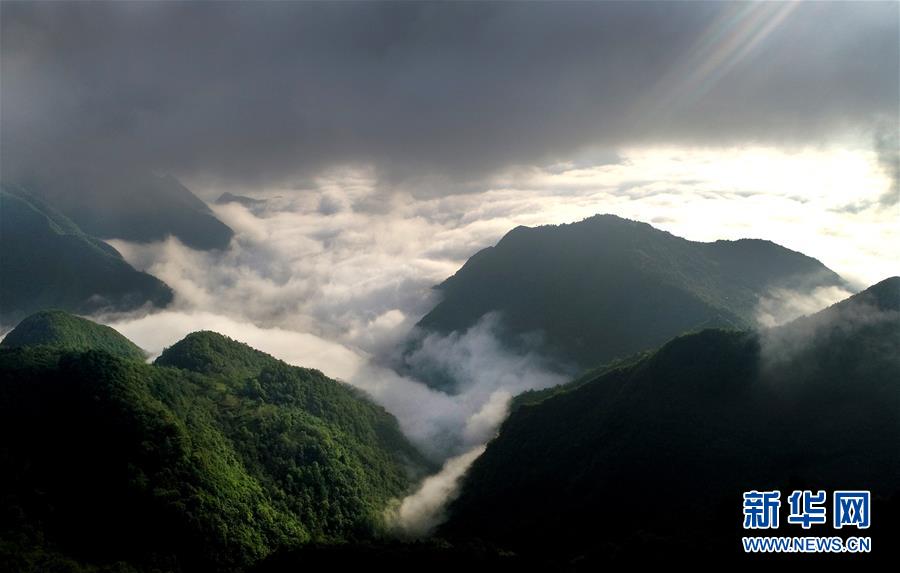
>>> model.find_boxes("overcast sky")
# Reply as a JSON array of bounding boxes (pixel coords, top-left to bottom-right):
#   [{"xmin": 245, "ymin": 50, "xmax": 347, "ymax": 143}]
[{"xmin": 2, "ymin": 0, "xmax": 897, "ymax": 191}]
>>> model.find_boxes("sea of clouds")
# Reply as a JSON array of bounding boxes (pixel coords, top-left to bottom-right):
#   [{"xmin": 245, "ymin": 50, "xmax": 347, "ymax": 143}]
[{"xmin": 97, "ymin": 146, "xmax": 896, "ymax": 534}]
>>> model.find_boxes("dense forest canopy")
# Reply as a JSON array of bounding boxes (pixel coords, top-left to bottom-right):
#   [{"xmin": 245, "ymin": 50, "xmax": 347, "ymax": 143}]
[
  {"xmin": 442, "ymin": 277, "xmax": 900, "ymax": 564},
  {"xmin": 0, "ymin": 317, "xmax": 431, "ymax": 572}
]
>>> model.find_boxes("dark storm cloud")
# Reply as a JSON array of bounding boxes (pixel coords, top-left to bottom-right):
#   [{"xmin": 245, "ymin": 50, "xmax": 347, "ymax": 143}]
[{"xmin": 1, "ymin": 1, "xmax": 897, "ymax": 190}]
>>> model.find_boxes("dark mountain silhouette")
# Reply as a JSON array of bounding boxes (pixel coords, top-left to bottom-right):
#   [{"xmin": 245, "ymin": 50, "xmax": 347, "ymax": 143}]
[
  {"xmin": 409, "ymin": 215, "xmax": 846, "ymax": 392},
  {"xmin": 442, "ymin": 277, "xmax": 900, "ymax": 564},
  {"xmin": 0, "ymin": 184, "xmax": 173, "ymax": 326},
  {"xmin": 17, "ymin": 169, "xmax": 233, "ymax": 250}
]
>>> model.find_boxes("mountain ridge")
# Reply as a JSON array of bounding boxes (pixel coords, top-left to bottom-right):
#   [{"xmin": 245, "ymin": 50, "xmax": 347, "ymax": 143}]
[
  {"xmin": 0, "ymin": 183, "xmax": 174, "ymax": 326},
  {"xmin": 0, "ymin": 312, "xmax": 431, "ymax": 571},
  {"xmin": 409, "ymin": 214, "xmax": 846, "ymax": 391},
  {"xmin": 441, "ymin": 278, "xmax": 900, "ymax": 562},
  {"xmin": 14, "ymin": 169, "xmax": 234, "ymax": 250}
]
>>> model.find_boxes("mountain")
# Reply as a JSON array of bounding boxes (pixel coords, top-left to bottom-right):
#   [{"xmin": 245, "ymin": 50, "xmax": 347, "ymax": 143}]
[
  {"xmin": 0, "ymin": 183, "xmax": 174, "ymax": 326},
  {"xmin": 410, "ymin": 215, "xmax": 846, "ymax": 391},
  {"xmin": 0, "ymin": 310, "xmax": 145, "ymax": 360},
  {"xmin": 0, "ymin": 317, "xmax": 431, "ymax": 572},
  {"xmin": 18, "ymin": 169, "xmax": 233, "ymax": 250},
  {"xmin": 441, "ymin": 278, "xmax": 900, "ymax": 564}
]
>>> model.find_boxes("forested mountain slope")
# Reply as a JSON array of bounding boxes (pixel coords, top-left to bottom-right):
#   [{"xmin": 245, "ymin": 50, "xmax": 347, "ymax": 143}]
[
  {"xmin": 443, "ymin": 277, "xmax": 900, "ymax": 563},
  {"xmin": 0, "ymin": 184, "xmax": 173, "ymax": 326},
  {"xmin": 411, "ymin": 215, "xmax": 845, "ymax": 391},
  {"xmin": 0, "ymin": 315, "xmax": 431, "ymax": 572}
]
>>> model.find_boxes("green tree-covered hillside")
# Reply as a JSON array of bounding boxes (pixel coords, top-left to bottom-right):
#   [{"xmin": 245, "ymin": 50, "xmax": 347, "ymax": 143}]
[
  {"xmin": 0, "ymin": 316, "xmax": 431, "ymax": 572},
  {"xmin": 0, "ymin": 309, "xmax": 145, "ymax": 360},
  {"xmin": 443, "ymin": 277, "xmax": 900, "ymax": 564}
]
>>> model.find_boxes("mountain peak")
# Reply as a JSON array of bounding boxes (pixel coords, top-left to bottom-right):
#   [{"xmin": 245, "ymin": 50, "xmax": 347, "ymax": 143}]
[
  {"xmin": 501, "ymin": 214, "xmax": 652, "ymax": 237},
  {"xmin": 580, "ymin": 213, "xmax": 644, "ymax": 225},
  {"xmin": 0, "ymin": 310, "xmax": 145, "ymax": 360},
  {"xmin": 412, "ymin": 215, "xmax": 844, "ymax": 390},
  {"xmin": 155, "ymin": 330, "xmax": 282, "ymax": 376}
]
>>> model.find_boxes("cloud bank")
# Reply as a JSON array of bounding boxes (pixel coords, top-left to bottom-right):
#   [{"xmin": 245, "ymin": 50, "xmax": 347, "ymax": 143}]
[
  {"xmin": 2, "ymin": 1, "xmax": 896, "ymax": 189},
  {"xmin": 98, "ymin": 148, "xmax": 896, "ymax": 452},
  {"xmin": 47, "ymin": 147, "xmax": 900, "ymax": 533},
  {"xmin": 385, "ymin": 445, "xmax": 487, "ymax": 538},
  {"xmin": 755, "ymin": 285, "xmax": 854, "ymax": 329}
]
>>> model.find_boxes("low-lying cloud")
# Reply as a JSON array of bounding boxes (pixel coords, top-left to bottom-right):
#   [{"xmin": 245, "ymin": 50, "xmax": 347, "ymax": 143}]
[
  {"xmin": 103, "ymin": 191, "xmax": 571, "ymax": 532},
  {"xmin": 759, "ymin": 286, "xmax": 900, "ymax": 371},
  {"xmin": 106, "ymin": 310, "xmax": 363, "ymax": 380},
  {"xmin": 350, "ymin": 315, "xmax": 567, "ymax": 459},
  {"xmin": 385, "ymin": 445, "xmax": 486, "ymax": 538},
  {"xmin": 92, "ymin": 148, "xmax": 896, "ymax": 533},
  {"xmin": 755, "ymin": 285, "xmax": 854, "ymax": 328}
]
